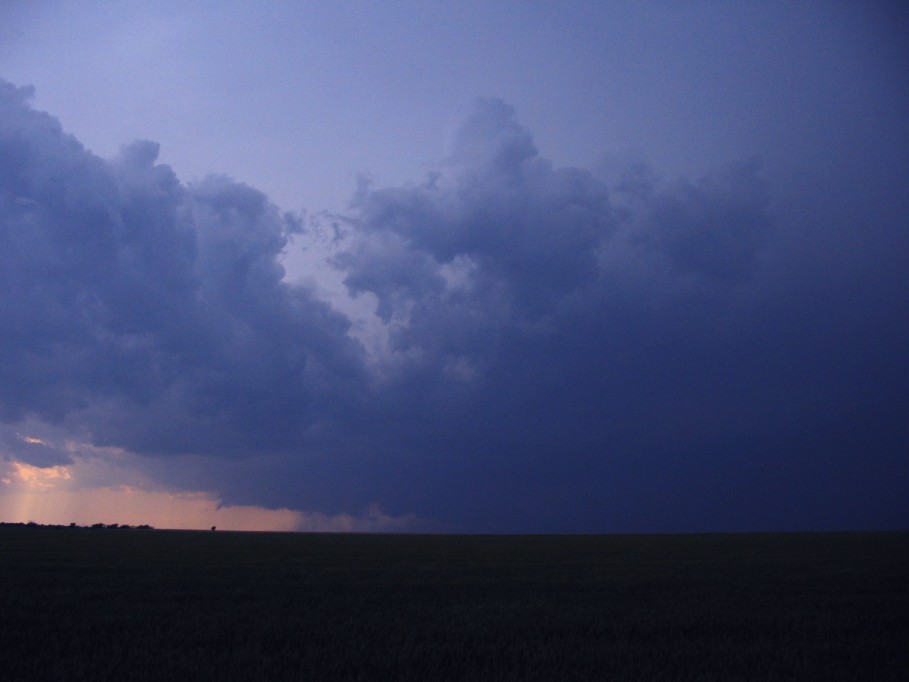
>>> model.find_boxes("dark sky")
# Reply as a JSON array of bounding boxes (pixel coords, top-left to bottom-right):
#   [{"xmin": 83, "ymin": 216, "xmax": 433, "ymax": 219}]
[{"xmin": 0, "ymin": 2, "xmax": 907, "ymax": 531}]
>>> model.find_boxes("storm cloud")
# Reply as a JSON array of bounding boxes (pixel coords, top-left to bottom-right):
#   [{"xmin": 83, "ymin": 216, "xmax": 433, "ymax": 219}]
[
  {"xmin": 327, "ymin": 100, "xmax": 907, "ymax": 530},
  {"xmin": 0, "ymin": 80, "xmax": 365, "ymax": 460},
  {"xmin": 1, "ymin": 80, "xmax": 907, "ymax": 532}
]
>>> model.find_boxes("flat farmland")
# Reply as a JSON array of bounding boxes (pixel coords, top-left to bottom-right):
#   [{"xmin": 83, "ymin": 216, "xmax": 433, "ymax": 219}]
[{"xmin": 1, "ymin": 528, "xmax": 906, "ymax": 681}]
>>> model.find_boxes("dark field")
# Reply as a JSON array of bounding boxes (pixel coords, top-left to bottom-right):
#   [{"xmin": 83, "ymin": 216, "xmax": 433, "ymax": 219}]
[{"xmin": 1, "ymin": 528, "xmax": 907, "ymax": 681}]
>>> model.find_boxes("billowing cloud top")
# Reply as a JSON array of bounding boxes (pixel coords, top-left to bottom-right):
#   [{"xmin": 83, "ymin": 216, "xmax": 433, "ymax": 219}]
[
  {"xmin": 1, "ymin": 80, "xmax": 907, "ymax": 532},
  {"xmin": 0, "ymin": 80, "xmax": 364, "ymax": 461}
]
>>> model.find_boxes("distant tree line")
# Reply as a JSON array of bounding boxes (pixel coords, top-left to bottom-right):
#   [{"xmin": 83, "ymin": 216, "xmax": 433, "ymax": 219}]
[{"xmin": 0, "ymin": 521, "xmax": 155, "ymax": 530}]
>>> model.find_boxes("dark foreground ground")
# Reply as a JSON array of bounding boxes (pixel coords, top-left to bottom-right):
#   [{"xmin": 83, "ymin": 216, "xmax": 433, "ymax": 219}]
[{"xmin": 0, "ymin": 528, "xmax": 906, "ymax": 681}]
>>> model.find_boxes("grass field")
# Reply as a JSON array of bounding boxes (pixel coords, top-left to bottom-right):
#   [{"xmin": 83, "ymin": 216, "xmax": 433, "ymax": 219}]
[{"xmin": 1, "ymin": 528, "xmax": 906, "ymax": 681}]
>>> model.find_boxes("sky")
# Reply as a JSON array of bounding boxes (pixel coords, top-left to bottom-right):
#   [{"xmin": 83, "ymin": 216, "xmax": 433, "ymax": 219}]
[{"xmin": 0, "ymin": 1, "xmax": 907, "ymax": 532}]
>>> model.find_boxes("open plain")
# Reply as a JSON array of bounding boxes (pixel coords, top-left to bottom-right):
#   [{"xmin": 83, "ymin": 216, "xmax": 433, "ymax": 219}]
[{"xmin": 1, "ymin": 528, "xmax": 906, "ymax": 681}]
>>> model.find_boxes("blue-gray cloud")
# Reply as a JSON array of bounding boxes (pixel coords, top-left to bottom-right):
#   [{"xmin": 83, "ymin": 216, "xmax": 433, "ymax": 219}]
[
  {"xmin": 0, "ymin": 80, "xmax": 365, "ymax": 461},
  {"xmin": 1, "ymin": 81, "xmax": 907, "ymax": 532},
  {"xmin": 325, "ymin": 98, "xmax": 907, "ymax": 531}
]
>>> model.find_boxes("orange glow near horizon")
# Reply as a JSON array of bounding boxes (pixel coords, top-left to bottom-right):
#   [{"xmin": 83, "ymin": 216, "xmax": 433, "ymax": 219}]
[
  {"xmin": 1, "ymin": 482, "xmax": 301, "ymax": 531},
  {"xmin": 10, "ymin": 461, "xmax": 73, "ymax": 489},
  {"xmin": 0, "ymin": 459, "xmax": 301, "ymax": 530},
  {"xmin": 0, "ymin": 459, "xmax": 417, "ymax": 532}
]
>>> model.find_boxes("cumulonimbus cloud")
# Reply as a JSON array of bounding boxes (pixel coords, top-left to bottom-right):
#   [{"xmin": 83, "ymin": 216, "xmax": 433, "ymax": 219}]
[
  {"xmin": 2, "ymin": 81, "xmax": 906, "ymax": 532},
  {"xmin": 0, "ymin": 79, "xmax": 367, "ymax": 461}
]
